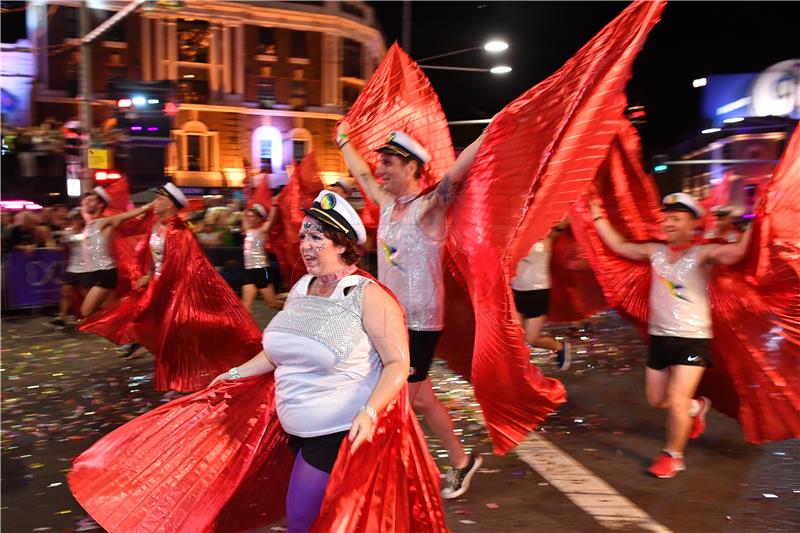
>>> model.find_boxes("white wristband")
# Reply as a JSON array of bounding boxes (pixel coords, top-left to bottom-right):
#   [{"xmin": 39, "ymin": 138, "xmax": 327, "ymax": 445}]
[
  {"xmin": 360, "ymin": 404, "xmax": 377, "ymax": 424},
  {"xmin": 228, "ymin": 367, "xmax": 241, "ymax": 380}
]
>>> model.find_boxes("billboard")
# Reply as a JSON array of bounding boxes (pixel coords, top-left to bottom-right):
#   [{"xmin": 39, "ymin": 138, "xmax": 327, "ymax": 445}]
[{"xmin": 701, "ymin": 59, "xmax": 800, "ymax": 126}]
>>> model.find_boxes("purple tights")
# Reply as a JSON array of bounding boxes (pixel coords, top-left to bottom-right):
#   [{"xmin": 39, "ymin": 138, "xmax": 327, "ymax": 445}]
[{"xmin": 286, "ymin": 450, "xmax": 330, "ymax": 533}]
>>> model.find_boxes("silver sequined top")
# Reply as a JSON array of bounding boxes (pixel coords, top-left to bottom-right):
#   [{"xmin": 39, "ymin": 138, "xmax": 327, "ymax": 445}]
[
  {"xmin": 243, "ymin": 229, "xmax": 269, "ymax": 269},
  {"xmin": 377, "ymin": 196, "xmax": 445, "ymax": 331},
  {"xmin": 82, "ymin": 219, "xmax": 116, "ymax": 271},
  {"xmin": 511, "ymin": 240, "xmax": 550, "ymax": 291},
  {"xmin": 263, "ymin": 275, "xmax": 381, "ymax": 437},
  {"xmin": 62, "ymin": 229, "xmax": 89, "ymax": 273},
  {"xmin": 149, "ymin": 224, "xmax": 166, "ymax": 277},
  {"xmin": 648, "ymin": 245, "xmax": 712, "ymax": 338}
]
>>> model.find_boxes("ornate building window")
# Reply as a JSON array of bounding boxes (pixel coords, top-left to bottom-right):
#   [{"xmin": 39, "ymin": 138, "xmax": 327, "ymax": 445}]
[
  {"xmin": 175, "ymin": 120, "xmax": 219, "ymax": 172},
  {"xmin": 286, "ymin": 128, "xmax": 312, "ymax": 164},
  {"xmin": 251, "ymin": 125, "xmax": 282, "ymax": 174},
  {"xmin": 177, "ymin": 19, "xmax": 210, "ymax": 63}
]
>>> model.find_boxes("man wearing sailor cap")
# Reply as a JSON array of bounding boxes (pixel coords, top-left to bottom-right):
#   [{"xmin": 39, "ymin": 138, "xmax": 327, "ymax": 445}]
[
  {"xmin": 77, "ymin": 186, "xmax": 152, "ymax": 318},
  {"xmin": 336, "ymin": 121, "xmax": 487, "ymax": 499},
  {"xmin": 705, "ymin": 204, "xmax": 743, "ymax": 243},
  {"xmin": 590, "ymin": 192, "xmax": 752, "ymax": 479}
]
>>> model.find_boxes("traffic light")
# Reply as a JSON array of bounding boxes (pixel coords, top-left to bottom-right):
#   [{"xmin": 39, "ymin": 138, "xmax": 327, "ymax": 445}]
[
  {"xmin": 63, "ymin": 120, "xmax": 84, "ymax": 163},
  {"xmin": 114, "ymin": 80, "xmax": 176, "ymax": 143},
  {"xmin": 652, "ymin": 154, "xmax": 669, "ymax": 174}
]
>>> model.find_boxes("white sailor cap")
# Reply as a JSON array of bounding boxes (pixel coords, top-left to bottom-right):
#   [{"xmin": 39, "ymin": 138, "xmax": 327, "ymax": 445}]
[
  {"xmin": 376, "ymin": 131, "xmax": 432, "ymax": 165},
  {"xmin": 662, "ymin": 192, "xmax": 705, "ymax": 219},
  {"xmin": 92, "ymin": 185, "xmax": 111, "ymax": 205},
  {"xmin": 711, "ymin": 204, "xmax": 733, "ymax": 217},
  {"xmin": 251, "ymin": 203, "xmax": 268, "ymax": 219},
  {"xmin": 153, "ymin": 182, "xmax": 188, "ymax": 208},
  {"xmin": 302, "ymin": 190, "xmax": 366, "ymax": 244}
]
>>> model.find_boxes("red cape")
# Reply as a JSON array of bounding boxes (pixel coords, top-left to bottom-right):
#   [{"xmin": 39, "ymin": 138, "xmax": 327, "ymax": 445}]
[
  {"xmin": 570, "ymin": 124, "xmax": 800, "ymax": 444},
  {"xmin": 68, "ymin": 270, "xmax": 448, "ymax": 533},
  {"xmin": 79, "ymin": 216, "xmax": 263, "ymax": 392},
  {"xmin": 269, "ymin": 154, "xmax": 324, "ymax": 289}
]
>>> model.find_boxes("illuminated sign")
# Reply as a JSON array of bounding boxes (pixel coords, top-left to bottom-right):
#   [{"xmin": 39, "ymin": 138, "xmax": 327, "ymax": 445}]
[{"xmin": 701, "ymin": 59, "xmax": 799, "ymax": 126}]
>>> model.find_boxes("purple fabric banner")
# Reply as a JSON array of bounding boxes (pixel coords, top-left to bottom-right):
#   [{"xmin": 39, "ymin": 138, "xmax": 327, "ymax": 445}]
[{"xmin": 4, "ymin": 249, "xmax": 65, "ymax": 308}]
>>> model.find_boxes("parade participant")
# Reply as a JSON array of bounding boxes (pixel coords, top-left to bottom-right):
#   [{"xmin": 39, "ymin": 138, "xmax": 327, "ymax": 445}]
[
  {"xmin": 241, "ymin": 202, "xmax": 280, "ymax": 312},
  {"xmin": 78, "ymin": 186, "xmax": 127, "ymax": 317},
  {"xmin": 337, "ymin": 120, "xmax": 486, "ymax": 498},
  {"xmin": 68, "ymin": 191, "xmax": 447, "ymax": 533},
  {"xmin": 590, "ymin": 192, "xmax": 751, "ymax": 478},
  {"xmin": 512, "ymin": 223, "xmax": 573, "ymax": 371},
  {"xmin": 51, "ymin": 208, "xmax": 90, "ymax": 328},
  {"xmin": 705, "ymin": 205, "xmax": 742, "ymax": 243},
  {"xmin": 80, "ymin": 183, "xmax": 263, "ymax": 392}
]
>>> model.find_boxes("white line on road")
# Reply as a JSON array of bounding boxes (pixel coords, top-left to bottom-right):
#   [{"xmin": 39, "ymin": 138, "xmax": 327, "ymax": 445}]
[{"xmin": 516, "ymin": 433, "xmax": 673, "ymax": 533}]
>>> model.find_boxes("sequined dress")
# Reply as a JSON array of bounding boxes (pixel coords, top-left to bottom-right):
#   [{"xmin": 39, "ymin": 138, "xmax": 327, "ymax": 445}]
[
  {"xmin": 244, "ymin": 228, "xmax": 269, "ymax": 269},
  {"xmin": 82, "ymin": 219, "xmax": 116, "ymax": 271}
]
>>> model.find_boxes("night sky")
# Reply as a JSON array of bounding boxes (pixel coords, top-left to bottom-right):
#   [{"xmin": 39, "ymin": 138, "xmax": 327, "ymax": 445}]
[
  {"xmin": 369, "ymin": 1, "xmax": 799, "ymax": 150},
  {"xmin": 2, "ymin": 1, "xmax": 796, "ymax": 152}
]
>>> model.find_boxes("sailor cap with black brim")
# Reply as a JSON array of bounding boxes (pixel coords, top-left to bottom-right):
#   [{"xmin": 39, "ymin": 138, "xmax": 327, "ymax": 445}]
[
  {"xmin": 251, "ymin": 203, "xmax": 268, "ymax": 218},
  {"xmin": 301, "ymin": 190, "xmax": 366, "ymax": 244},
  {"xmin": 375, "ymin": 131, "xmax": 432, "ymax": 165},
  {"xmin": 152, "ymin": 182, "xmax": 188, "ymax": 208},
  {"xmin": 661, "ymin": 192, "xmax": 705, "ymax": 219},
  {"xmin": 92, "ymin": 186, "xmax": 111, "ymax": 205}
]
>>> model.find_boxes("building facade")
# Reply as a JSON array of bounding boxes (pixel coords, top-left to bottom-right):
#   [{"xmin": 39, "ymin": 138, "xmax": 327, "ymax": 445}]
[{"xmin": 26, "ymin": 0, "xmax": 386, "ymax": 190}]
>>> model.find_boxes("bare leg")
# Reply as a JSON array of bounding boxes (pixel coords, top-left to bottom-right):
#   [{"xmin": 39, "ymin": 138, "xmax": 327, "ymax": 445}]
[
  {"xmin": 521, "ymin": 314, "xmax": 563, "ymax": 352},
  {"xmin": 259, "ymin": 285, "xmax": 280, "ymax": 308},
  {"xmin": 645, "ymin": 367, "xmax": 671, "ymax": 409},
  {"xmin": 58, "ymin": 284, "xmax": 73, "ymax": 321},
  {"xmin": 80, "ymin": 286, "xmax": 114, "ymax": 318},
  {"xmin": 664, "ymin": 365, "xmax": 706, "ymax": 454},
  {"xmin": 410, "ymin": 378, "xmax": 469, "ymax": 469},
  {"xmin": 241, "ymin": 284, "xmax": 256, "ymax": 312}
]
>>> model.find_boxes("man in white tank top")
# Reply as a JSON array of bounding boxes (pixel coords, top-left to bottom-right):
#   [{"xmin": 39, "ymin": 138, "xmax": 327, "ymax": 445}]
[
  {"xmin": 337, "ymin": 121, "xmax": 486, "ymax": 499},
  {"xmin": 591, "ymin": 192, "xmax": 751, "ymax": 478}
]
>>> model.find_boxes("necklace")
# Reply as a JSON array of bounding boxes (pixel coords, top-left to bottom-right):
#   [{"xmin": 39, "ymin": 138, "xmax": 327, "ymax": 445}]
[
  {"xmin": 395, "ymin": 191, "xmax": 421, "ymax": 205},
  {"xmin": 315, "ymin": 264, "xmax": 357, "ymax": 285}
]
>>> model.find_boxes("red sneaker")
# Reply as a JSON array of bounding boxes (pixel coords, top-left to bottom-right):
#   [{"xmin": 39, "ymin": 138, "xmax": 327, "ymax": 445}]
[
  {"xmin": 689, "ymin": 396, "xmax": 711, "ymax": 439},
  {"xmin": 647, "ymin": 452, "xmax": 685, "ymax": 478}
]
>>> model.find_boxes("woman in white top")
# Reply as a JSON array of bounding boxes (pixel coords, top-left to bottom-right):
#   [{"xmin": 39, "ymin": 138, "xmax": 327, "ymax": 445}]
[
  {"xmin": 210, "ymin": 191, "xmax": 409, "ymax": 533},
  {"xmin": 512, "ymin": 222, "xmax": 572, "ymax": 371},
  {"xmin": 51, "ymin": 208, "xmax": 90, "ymax": 328},
  {"xmin": 240, "ymin": 203, "xmax": 280, "ymax": 312}
]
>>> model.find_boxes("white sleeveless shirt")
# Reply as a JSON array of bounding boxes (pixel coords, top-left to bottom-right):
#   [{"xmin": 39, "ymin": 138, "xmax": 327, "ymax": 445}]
[
  {"xmin": 648, "ymin": 245, "xmax": 712, "ymax": 339},
  {"xmin": 512, "ymin": 240, "xmax": 551, "ymax": 291},
  {"xmin": 377, "ymin": 196, "xmax": 445, "ymax": 331},
  {"xmin": 262, "ymin": 274, "xmax": 381, "ymax": 437},
  {"xmin": 82, "ymin": 219, "xmax": 116, "ymax": 271}
]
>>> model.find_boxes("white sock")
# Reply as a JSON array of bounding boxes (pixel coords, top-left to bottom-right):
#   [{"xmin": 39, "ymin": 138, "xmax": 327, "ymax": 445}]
[
  {"xmin": 688, "ymin": 399, "xmax": 701, "ymax": 417},
  {"xmin": 663, "ymin": 449, "xmax": 684, "ymax": 459}
]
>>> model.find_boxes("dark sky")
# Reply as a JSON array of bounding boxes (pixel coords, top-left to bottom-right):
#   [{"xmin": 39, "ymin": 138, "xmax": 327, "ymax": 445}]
[{"xmin": 369, "ymin": 1, "xmax": 799, "ymax": 150}]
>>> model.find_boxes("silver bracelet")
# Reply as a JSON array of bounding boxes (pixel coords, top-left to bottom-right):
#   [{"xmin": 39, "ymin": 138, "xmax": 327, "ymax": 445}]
[
  {"xmin": 359, "ymin": 404, "xmax": 377, "ymax": 424},
  {"xmin": 228, "ymin": 367, "xmax": 241, "ymax": 380}
]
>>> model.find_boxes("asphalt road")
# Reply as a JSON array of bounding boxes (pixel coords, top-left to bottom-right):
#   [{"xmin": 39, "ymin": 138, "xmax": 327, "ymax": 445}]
[{"xmin": 2, "ymin": 306, "xmax": 797, "ymax": 532}]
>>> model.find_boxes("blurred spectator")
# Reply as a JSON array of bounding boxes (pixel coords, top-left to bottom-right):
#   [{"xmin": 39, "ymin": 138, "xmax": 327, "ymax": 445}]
[
  {"xmin": 195, "ymin": 207, "xmax": 234, "ymax": 247},
  {"xmin": 8, "ymin": 211, "xmax": 54, "ymax": 253}
]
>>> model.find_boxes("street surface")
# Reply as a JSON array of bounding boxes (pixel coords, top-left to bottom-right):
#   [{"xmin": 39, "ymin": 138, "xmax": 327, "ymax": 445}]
[{"xmin": 2, "ymin": 307, "xmax": 798, "ymax": 532}]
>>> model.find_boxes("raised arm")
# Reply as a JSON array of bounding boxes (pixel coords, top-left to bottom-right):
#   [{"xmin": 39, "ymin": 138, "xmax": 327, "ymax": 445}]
[
  {"xmin": 429, "ymin": 130, "xmax": 487, "ymax": 209},
  {"xmin": 702, "ymin": 224, "xmax": 753, "ymax": 266},
  {"xmin": 262, "ymin": 204, "xmax": 278, "ymax": 234},
  {"xmin": 590, "ymin": 201, "xmax": 654, "ymax": 262},
  {"xmin": 349, "ymin": 282, "xmax": 410, "ymax": 453},
  {"xmin": 102, "ymin": 202, "xmax": 153, "ymax": 229},
  {"xmin": 336, "ymin": 121, "xmax": 391, "ymax": 206}
]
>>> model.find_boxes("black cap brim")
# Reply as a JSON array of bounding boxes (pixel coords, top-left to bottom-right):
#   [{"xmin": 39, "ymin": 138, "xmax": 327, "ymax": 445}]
[
  {"xmin": 661, "ymin": 203, "xmax": 700, "ymax": 218},
  {"xmin": 301, "ymin": 207, "xmax": 357, "ymax": 241}
]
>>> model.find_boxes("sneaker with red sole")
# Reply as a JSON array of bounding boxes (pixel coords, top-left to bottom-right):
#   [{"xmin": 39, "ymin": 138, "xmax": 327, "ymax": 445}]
[
  {"xmin": 690, "ymin": 396, "xmax": 711, "ymax": 439},
  {"xmin": 647, "ymin": 452, "xmax": 685, "ymax": 479}
]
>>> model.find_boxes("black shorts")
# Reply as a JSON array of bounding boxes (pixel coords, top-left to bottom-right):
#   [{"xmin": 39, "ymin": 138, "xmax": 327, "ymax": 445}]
[
  {"xmin": 408, "ymin": 330, "xmax": 442, "ymax": 383},
  {"xmin": 63, "ymin": 271, "xmax": 92, "ymax": 288},
  {"xmin": 242, "ymin": 267, "xmax": 270, "ymax": 289},
  {"xmin": 513, "ymin": 289, "xmax": 550, "ymax": 319},
  {"xmin": 88, "ymin": 268, "xmax": 118, "ymax": 290},
  {"xmin": 647, "ymin": 335, "xmax": 713, "ymax": 370},
  {"xmin": 288, "ymin": 430, "xmax": 348, "ymax": 473}
]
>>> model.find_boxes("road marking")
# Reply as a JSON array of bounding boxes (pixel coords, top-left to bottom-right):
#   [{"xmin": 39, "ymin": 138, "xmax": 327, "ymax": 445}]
[{"xmin": 516, "ymin": 433, "xmax": 673, "ymax": 532}]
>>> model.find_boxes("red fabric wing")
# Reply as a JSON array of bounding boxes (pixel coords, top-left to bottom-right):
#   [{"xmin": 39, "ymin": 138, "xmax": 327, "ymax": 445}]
[
  {"xmin": 336, "ymin": 42, "xmax": 456, "ymax": 235},
  {"xmin": 269, "ymin": 154, "xmax": 325, "ymax": 289},
  {"xmin": 80, "ymin": 217, "xmax": 262, "ymax": 392},
  {"xmin": 440, "ymin": 0, "xmax": 666, "ymax": 455}
]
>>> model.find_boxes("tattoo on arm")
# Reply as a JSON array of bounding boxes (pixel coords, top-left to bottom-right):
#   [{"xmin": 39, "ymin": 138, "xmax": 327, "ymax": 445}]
[{"xmin": 436, "ymin": 175, "xmax": 454, "ymax": 207}]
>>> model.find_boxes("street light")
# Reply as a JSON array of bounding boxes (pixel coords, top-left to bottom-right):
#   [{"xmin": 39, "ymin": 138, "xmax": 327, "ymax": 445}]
[
  {"xmin": 490, "ymin": 66, "xmax": 512, "ymax": 74},
  {"xmin": 484, "ymin": 40, "xmax": 509, "ymax": 52}
]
